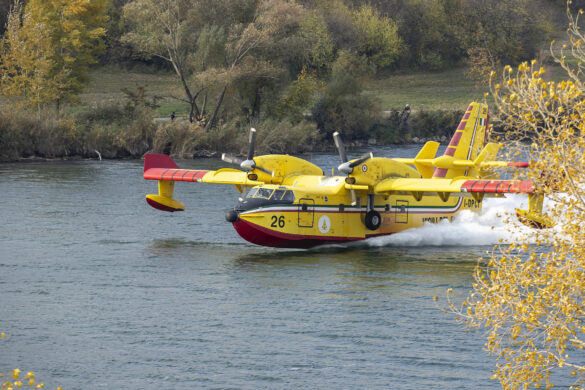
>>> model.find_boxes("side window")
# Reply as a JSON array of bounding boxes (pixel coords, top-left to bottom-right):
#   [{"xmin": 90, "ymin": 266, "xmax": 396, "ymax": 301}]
[
  {"xmin": 271, "ymin": 190, "xmax": 285, "ymax": 200},
  {"xmin": 282, "ymin": 191, "xmax": 295, "ymax": 202}
]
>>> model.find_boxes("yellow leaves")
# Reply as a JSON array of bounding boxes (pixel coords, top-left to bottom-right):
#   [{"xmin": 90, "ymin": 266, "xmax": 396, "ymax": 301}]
[
  {"xmin": 1, "ymin": 333, "xmax": 5, "ymax": 338},
  {"xmin": 12, "ymin": 370, "xmax": 20, "ymax": 380}
]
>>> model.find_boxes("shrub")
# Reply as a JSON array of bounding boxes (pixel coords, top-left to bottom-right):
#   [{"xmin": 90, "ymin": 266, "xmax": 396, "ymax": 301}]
[
  {"xmin": 410, "ymin": 109, "xmax": 464, "ymax": 140},
  {"xmin": 257, "ymin": 119, "xmax": 321, "ymax": 154},
  {"xmin": 152, "ymin": 121, "xmax": 209, "ymax": 157}
]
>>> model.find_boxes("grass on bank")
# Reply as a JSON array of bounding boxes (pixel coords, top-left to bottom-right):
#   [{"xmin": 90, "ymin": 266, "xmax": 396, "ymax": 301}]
[
  {"xmin": 80, "ymin": 66, "xmax": 487, "ymax": 116},
  {"xmin": 78, "ymin": 61, "xmax": 570, "ymax": 116}
]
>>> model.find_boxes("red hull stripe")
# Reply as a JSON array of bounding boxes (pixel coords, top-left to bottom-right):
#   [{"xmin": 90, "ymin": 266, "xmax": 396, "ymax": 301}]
[
  {"xmin": 144, "ymin": 168, "xmax": 209, "ymax": 182},
  {"xmin": 233, "ymin": 219, "xmax": 363, "ymax": 249}
]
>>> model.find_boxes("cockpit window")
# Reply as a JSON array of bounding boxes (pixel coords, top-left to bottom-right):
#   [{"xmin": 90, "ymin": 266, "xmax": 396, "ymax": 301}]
[
  {"xmin": 244, "ymin": 187, "xmax": 295, "ymax": 202},
  {"xmin": 255, "ymin": 188, "xmax": 274, "ymax": 199},
  {"xmin": 245, "ymin": 188, "xmax": 258, "ymax": 198}
]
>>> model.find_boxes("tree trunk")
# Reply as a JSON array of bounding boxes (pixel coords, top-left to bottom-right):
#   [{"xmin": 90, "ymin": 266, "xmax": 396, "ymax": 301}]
[
  {"xmin": 205, "ymin": 85, "xmax": 227, "ymax": 132},
  {"xmin": 201, "ymin": 93, "xmax": 207, "ymax": 119}
]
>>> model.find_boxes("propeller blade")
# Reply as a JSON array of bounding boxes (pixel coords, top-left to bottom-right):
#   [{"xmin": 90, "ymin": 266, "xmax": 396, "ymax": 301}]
[
  {"xmin": 222, "ymin": 153, "xmax": 243, "ymax": 165},
  {"xmin": 333, "ymin": 131, "xmax": 348, "ymax": 163},
  {"xmin": 349, "ymin": 152, "xmax": 374, "ymax": 168},
  {"xmin": 247, "ymin": 128, "xmax": 257, "ymax": 161},
  {"xmin": 350, "ymin": 189, "xmax": 357, "ymax": 206},
  {"xmin": 254, "ymin": 165, "xmax": 274, "ymax": 176}
]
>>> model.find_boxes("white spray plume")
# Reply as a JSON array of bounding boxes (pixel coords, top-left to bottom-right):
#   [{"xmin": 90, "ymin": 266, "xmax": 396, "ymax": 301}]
[{"xmin": 367, "ymin": 195, "xmax": 535, "ymax": 247}]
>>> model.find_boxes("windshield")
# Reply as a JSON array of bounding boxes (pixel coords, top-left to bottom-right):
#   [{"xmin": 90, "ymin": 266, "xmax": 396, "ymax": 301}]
[{"xmin": 245, "ymin": 188, "xmax": 294, "ymax": 202}]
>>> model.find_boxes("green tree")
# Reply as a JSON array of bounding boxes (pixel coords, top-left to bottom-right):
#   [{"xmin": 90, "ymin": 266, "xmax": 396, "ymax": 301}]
[
  {"xmin": 460, "ymin": 0, "xmax": 554, "ymax": 65},
  {"xmin": 0, "ymin": 0, "xmax": 108, "ymax": 113},
  {"xmin": 300, "ymin": 10, "xmax": 335, "ymax": 74},
  {"xmin": 312, "ymin": 50, "xmax": 380, "ymax": 140},
  {"xmin": 122, "ymin": 0, "xmax": 204, "ymax": 123},
  {"xmin": 123, "ymin": 0, "xmax": 307, "ymax": 129},
  {"xmin": 0, "ymin": 1, "xmax": 68, "ymax": 118},
  {"xmin": 351, "ymin": 4, "xmax": 402, "ymax": 69}
]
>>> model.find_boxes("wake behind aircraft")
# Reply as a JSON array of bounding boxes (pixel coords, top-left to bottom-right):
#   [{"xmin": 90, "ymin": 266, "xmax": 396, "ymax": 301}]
[{"xmin": 143, "ymin": 102, "xmax": 551, "ymax": 248}]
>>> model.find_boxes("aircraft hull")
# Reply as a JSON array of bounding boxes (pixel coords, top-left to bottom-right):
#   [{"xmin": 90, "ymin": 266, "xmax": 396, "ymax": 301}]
[
  {"xmin": 233, "ymin": 219, "xmax": 362, "ymax": 248},
  {"xmin": 231, "ymin": 197, "xmax": 478, "ymax": 248}
]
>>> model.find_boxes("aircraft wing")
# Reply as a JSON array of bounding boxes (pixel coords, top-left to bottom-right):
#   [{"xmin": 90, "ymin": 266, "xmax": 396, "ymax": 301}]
[
  {"xmin": 374, "ymin": 177, "xmax": 534, "ymax": 196},
  {"xmin": 143, "ymin": 154, "xmax": 260, "ymax": 212},
  {"xmin": 143, "ymin": 153, "xmax": 260, "ymax": 186}
]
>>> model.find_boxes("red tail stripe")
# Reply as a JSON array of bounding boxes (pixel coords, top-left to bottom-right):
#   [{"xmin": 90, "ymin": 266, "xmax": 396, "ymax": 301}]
[
  {"xmin": 448, "ymin": 131, "xmax": 463, "ymax": 146},
  {"xmin": 444, "ymin": 147, "xmax": 456, "ymax": 157},
  {"xmin": 457, "ymin": 121, "xmax": 467, "ymax": 130},
  {"xmin": 434, "ymin": 168, "xmax": 448, "ymax": 178}
]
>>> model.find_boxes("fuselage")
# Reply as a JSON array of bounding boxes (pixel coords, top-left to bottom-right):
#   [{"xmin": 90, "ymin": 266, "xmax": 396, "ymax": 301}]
[{"xmin": 227, "ymin": 176, "xmax": 482, "ymax": 248}]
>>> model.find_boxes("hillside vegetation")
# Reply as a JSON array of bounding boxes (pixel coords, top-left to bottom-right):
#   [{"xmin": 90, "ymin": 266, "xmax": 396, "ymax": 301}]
[{"xmin": 0, "ymin": 0, "xmax": 572, "ymax": 160}]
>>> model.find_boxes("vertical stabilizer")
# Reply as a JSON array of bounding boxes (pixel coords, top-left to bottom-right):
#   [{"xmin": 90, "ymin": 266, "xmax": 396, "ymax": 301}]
[
  {"xmin": 415, "ymin": 141, "xmax": 440, "ymax": 178},
  {"xmin": 433, "ymin": 102, "xmax": 489, "ymax": 178}
]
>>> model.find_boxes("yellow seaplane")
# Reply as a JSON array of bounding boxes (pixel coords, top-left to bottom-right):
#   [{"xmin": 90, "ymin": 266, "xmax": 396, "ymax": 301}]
[{"xmin": 143, "ymin": 102, "xmax": 550, "ymax": 248}]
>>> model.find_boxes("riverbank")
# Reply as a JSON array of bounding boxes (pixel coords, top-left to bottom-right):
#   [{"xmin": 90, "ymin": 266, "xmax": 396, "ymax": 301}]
[
  {"xmin": 0, "ymin": 105, "xmax": 466, "ymax": 162},
  {"xmin": 0, "ymin": 66, "xmax": 492, "ymax": 162}
]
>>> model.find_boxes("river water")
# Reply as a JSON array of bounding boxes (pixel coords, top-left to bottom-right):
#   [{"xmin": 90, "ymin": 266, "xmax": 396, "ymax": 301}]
[{"xmin": 0, "ymin": 147, "xmax": 529, "ymax": 389}]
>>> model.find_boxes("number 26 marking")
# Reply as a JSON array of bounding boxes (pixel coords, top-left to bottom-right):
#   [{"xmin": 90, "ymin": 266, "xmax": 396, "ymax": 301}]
[{"xmin": 271, "ymin": 215, "xmax": 285, "ymax": 228}]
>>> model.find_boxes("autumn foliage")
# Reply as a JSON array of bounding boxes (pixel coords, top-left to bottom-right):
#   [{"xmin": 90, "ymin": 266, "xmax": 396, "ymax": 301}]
[{"xmin": 451, "ymin": 6, "xmax": 585, "ymax": 389}]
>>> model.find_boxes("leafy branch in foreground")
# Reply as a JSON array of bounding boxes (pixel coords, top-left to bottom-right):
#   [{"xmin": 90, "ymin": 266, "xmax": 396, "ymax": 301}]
[
  {"xmin": 449, "ymin": 5, "xmax": 585, "ymax": 390},
  {"xmin": 1, "ymin": 333, "xmax": 60, "ymax": 390}
]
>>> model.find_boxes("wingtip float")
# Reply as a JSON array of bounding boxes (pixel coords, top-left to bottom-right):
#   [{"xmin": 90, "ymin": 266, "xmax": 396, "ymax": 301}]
[{"xmin": 143, "ymin": 102, "xmax": 551, "ymax": 248}]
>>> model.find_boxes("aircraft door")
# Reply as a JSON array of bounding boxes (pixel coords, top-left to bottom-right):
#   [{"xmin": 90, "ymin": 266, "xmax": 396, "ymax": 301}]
[
  {"xmin": 395, "ymin": 200, "xmax": 409, "ymax": 224},
  {"xmin": 298, "ymin": 198, "xmax": 315, "ymax": 228}
]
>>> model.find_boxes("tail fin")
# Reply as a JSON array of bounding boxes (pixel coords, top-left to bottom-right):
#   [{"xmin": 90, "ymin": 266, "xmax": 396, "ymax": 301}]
[
  {"xmin": 433, "ymin": 102, "xmax": 489, "ymax": 178},
  {"xmin": 415, "ymin": 141, "xmax": 440, "ymax": 178}
]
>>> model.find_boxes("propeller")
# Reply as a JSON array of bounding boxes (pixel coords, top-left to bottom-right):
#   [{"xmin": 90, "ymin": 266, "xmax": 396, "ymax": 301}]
[
  {"xmin": 333, "ymin": 132, "xmax": 373, "ymax": 206},
  {"xmin": 222, "ymin": 128, "xmax": 273, "ymax": 176}
]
